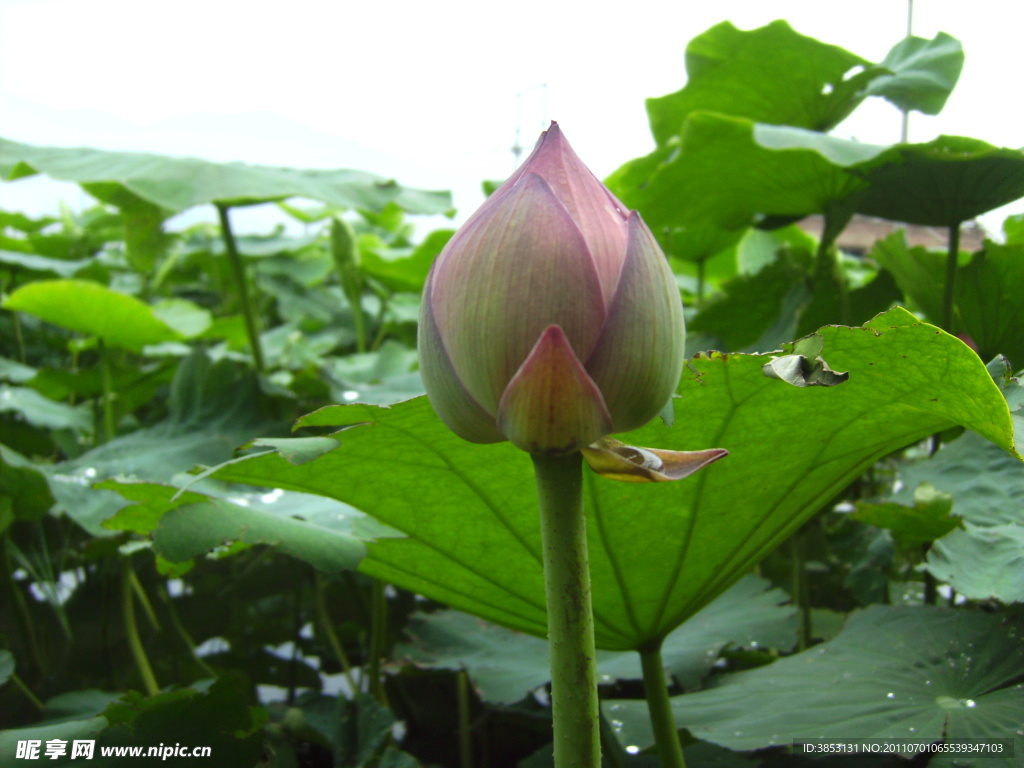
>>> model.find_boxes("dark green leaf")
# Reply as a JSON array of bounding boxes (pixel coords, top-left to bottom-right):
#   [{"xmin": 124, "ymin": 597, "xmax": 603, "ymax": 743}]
[
  {"xmin": 617, "ymin": 113, "xmax": 888, "ymax": 233},
  {"xmin": 38, "ymin": 353, "xmax": 277, "ymax": 535},
  {"xmin": 869, "ymin": 231, "xmax": 949, "ymax": 322},
  {"xmin": 207, "ymin": 308, "xmax": 1017, "ymax": 650},
  {"xmin": 337, "ymin": 693, "xmax": 412, "ymax": 768},
  {"xmin": 896, "ymin": 428, "xmax": 1024, "ymax": 602},
  {"xmin": 0, "ymin": 249, "xmax": 95, "ymax": 278},
  {"xmin": 0, "ymin": 443, "xmax": 55, "ymax": 520},
  {"xmin": 867, "ymin": 33, "xmax": 964, "ymax": 115},
  {"xmin": 95, "ymin": 674, "xmax": 265, "ymax": 768},
  {"xmin": 957, "ymin": 242, "xmax": 1024, "ymax": 368},
  {"xmin": 857, "ymin": 136, "xmax": 1024, "ymax": 227},
  {"xmin": 688, "ymin": 256, "xmax": 809, "ymax": 351},
  {"xmin": 0, "ymin": 385, "xmax": 93, "ymax": 430},
  {"xmin": 645, "ymin": 20, "xmax": 870, "ymax": 145},
  {"xmin": 398, "ymin": 576, "xmax": 795, "ymax": 704},
  {"xmin": 852, "ymin": 483, "xmax": 962, "ymax": 545},
  {"xmin": 0, "ymin": 717, "xmax": 106, "ymax": 765},
  {"xmin": 0, "ymin": 357, "xmax": 37, "ymax": 384},
  {"xmin": 0, "ymin": 648, "xmax": 12, "ymax": 686},
  {"xmin": 606, "ymin": 606, "xmax": 1024, "ymax": 762},
  {"xmin": 359, "ymin": 229, "xmax": 454, "ymax": 294},
  {"xmin": 0, "ymin": 136, "xmax": 452, "ymax": 215},
  {"xmin": 153, "ymin": 497, "xmax": 367, "ymax": 573}
]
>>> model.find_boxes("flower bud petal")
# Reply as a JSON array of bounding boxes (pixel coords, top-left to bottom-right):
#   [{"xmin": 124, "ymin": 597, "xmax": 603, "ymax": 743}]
[
  {"xmin": 430, "ymin": 173, "xmax": 605, "ymax": 412},
  {"xmin": 585, "ymin": 213, "xmax": 685, "ymax": 432},
  {"xmin": 497, "ymin": 325, "xmax": 613, "ymax": 455},
  {"xmin": 504, "ymin": 123, "xmax": 631, "ymax": 303},
  {"xmin": 418, "ymin": 276, "xmax": 503, "ymax": 443}
]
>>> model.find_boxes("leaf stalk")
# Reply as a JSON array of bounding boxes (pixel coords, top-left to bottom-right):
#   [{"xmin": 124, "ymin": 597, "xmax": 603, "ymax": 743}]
[
  {"xmin": 122, "ymin": 560, "xmax": 159, "ymax": 696},
  {"xmin": 639, "ymin": 643, "xmax": 687, "ymax": 768},
  {"xmin": 216, "ymin": 203, "xmax": 266, "ymax": 372}
]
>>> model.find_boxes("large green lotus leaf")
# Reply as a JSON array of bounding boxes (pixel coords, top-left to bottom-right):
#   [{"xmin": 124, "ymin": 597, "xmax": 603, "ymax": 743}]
[
  {"xmin": 36, "ymin": 353, "xmax": 278, "ymax": 536},
  {"xmin": 0, "ymin": 444, "xmax": 54, "ymax": 520},
  {"xmin": 645, "ymin": 22, "xmax": 962, "ymax": 147},
  {"xmin": 957, "ymin": 242, "xmax": 1024, "ymax": 369},
  {"xmin": 668, "ymin": 225, "xmax": 744, "ymax": 265},
  {"xmin": 645, "ymin": 20, "xmax": 870, "ymax": 145},
  {"xmin": 605, "ymin": 606, "xmax": 1024, "ymax": 767},
  {"xmin": 688, "ymin": 255, "xmax": 810, "ymax": 351},
  {"xmin": 852, "ymin": 484, "xmax": 961, "ymax": 546},
  {"xmin": 871, "ymin": 235, "xmax": 1024, "ymax": 365},
  {"xmin": 0, "ymin": 136, "xmax": 451, "ymax": 216},
  {"xmin": 397, "ymin": 575, "xmax": 794, "ymax": 704},
  {"xmin": 856, "ymin": 136, "xmax": 1024, "ymax": 227},
  {"xmin": 865, "ymin": 33, "xmax": 964, "ymax": 115},
  {"xmin": 96, "ymin": 675, "xmax": 265, "ymax": 768},
  {"xmin": 0, "ymin": 718, "xmax": 107, "ymax": 766},
  {"xmin": 206, "ymin": 307, "xmax": 1017, "ymax": 650},
  {"xmin": 0, "ymin": 384, "xmax": 93, "ymax": 431},
  {"xmin": 615, "ymin": 121, "xmax": 1024, "ymax": 240},
  {"xmin": 3, "ymin": 279, "xmax": 180, "ymax": 351},
  {"xmin": 97, "ymin": 479, "xmax": 367, "ymax": 573},
  {"xmin": 928, "ymin": 523, "xmax": 1024, "ymax": 604},
  {"xmin": 615, "ymin": 113, "xmax": 890, "ymax": 233},
  {"xmin": 0, "ymin": 249, "xmax": 96, "ymax": 278},
  {"xmin": 895, "ymin": 425, "xmax": 1024, "ymax": 603},
  {"xmin": 0, "ymin": 356, "xmax": 36, "ymax": 384},
  {"xmin": 868, "ymin": 231, "xmax": 950, "ymax": 322},
  {"xmin": 1003, "ymin": 214, "xmax": 1024, "ymax": 245},
  {"xmin": 359, "ymin": 229, "xmax": 454, "ymax": 294}
]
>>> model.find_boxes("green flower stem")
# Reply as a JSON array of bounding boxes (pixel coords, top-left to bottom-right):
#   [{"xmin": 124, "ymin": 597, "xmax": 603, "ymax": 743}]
[
  {"xmin": 330, "ymin": 216, "xmax": 367, "ymax": 353},
  {"xmin": 99, "ymin": 342, "xmax": 115, "ymax": 444},
  {"xmin": 13, "ymin": 311, "xmax": 27, "ymax": 363},
  {"xmin": 815, "ymin": 208, "xmax": 851, "ymax": 326},
  {"xmin": 532, "ymin": 451, "xmax": 600, "ymax": 768},
  {"xmin": 368, "ymin": 578, "xmax": 390, "ymax": 705},
  {"xmin": 313, "ymin": 573, "xmax": 358, "ymax": 696},
  {"xmin": 941, "ymin": 223, "xmax": 962, "ymax": 333},
  {"xmin": 122, "ymin": 560, "xmax": 159, "ymax": 696},
  {"xmin": 11, "ymin": 672, "xmax": 45, "ymax": 713},
  {"xmin": 160, "ymin": 586, "xmax": 216, "ymax": 679},
  {"xmin": 925, "ymin": 221, "xmax": 964, "ymax": 606},
  {"xmin": 3, "ymin": 535, "xmax": 46, "ymax": 676},
  {"xmin": 128, "ymin": 567, "xmax": 161, "ymax": 631},
  {"xmin": 457, "ymin": 669, "xmax": 472, "ymax": 768},
  {"xmin": 370, "ymin": 286, "xmax": 390, "ymax": 352},
  {"xmin": 639, "ymin": 643, "xmax": 686, "ymax": 768},
  {"xmin": 216, "ymin": 203, "xmax": 265, "ymax": 373},
  {"xmin": 792, "ymin": 530, "xmax": 811, "ymax": 650}
]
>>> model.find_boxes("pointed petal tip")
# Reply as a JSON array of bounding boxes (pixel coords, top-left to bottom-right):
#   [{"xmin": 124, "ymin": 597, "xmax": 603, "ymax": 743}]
[{"xmin": 497, "ymin": 324, "xmax": 613, "ymax": 455}]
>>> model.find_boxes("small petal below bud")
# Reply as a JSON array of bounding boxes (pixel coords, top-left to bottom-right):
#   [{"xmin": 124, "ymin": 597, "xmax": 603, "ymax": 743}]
[
  {"xmin": 497, "ymin": 325, "xmax": 613, "ymax": 455},
  {"xmin": 582, "ymin": 438, "xmax": 728, "ymax": 482}
]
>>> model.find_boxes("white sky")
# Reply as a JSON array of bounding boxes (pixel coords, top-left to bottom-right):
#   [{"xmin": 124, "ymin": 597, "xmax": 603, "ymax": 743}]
[{"xmin": 1, "ymin": 0, "xmax": 1022, "ymax": 231}]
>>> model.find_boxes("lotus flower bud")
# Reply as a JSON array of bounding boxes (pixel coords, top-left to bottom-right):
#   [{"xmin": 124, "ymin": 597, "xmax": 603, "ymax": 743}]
[{"xmin": 418, "ymin": 123, "xmax": 685, "ymax": 455}]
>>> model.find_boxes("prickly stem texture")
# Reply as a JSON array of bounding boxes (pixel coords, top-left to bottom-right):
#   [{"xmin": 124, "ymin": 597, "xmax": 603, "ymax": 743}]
[{"xmin": 532, "ymin": 452, "xmax": 601, "ymax": 768}]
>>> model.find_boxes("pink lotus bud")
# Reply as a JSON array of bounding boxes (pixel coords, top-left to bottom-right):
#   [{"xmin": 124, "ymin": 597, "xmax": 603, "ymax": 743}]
[{"xmin": 419, "ymin": 123, "xmax": 685, "ymax": 455}]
